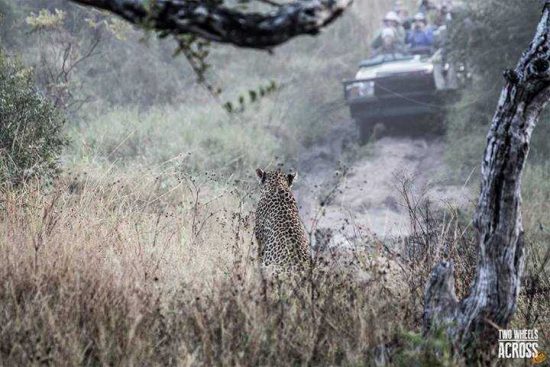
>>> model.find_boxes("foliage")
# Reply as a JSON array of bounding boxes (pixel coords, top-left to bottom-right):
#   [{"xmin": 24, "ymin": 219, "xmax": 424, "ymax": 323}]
[
  {"xmin": 445, "ymin": 0, "xmax": 548, "ymax": 174},
  {"xmin": 26, "ymin": 8, "xmax": 66, "ymax": 29},
  {"xmin": 0, "ymin": 0, "xmax": 18, "ymax": 45},
  {"xmin": 0, "ymin": 52, "xmax": 67, "ymax": 186},
  {"xmin": 394, "ymin": 329, "xmax": 457, "ymax": 367},
  {"xmin": 25, "ymin": 7, "xmax": 106, "ymax": 112},
  {"xmin": 223, "ymin": 80, "xmax": 277, "ymax": 113}
]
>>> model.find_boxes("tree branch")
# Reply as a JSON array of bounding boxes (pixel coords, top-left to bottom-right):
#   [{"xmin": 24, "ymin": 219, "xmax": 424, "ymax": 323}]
[{"xmin": 66, "ymin": 0, "xmax": 352, "ymax": 49}]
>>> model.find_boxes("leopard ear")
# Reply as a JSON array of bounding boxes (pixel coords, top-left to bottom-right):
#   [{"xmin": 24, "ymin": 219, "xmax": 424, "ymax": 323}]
[
  {"xmin": 256, "ymin": 168, "xmax": 266, "ymax": 184},
  {"xmin": 287, "ymin": 171, "xmax": 298, "ymax": 187}
]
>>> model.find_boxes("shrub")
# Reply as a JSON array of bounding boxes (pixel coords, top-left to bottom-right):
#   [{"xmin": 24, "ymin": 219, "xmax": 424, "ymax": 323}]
[{"xmin": 0, "ymin": 51, "xmax": 67, "ymax": 186}]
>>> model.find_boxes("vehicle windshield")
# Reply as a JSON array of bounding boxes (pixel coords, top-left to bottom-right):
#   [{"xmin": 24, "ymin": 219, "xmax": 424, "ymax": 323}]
[
  {"xmin": 359, "ymin": 53, "xmax": 414, "ymax": 67},
  {"xmin": 408, "ymin": 46, "xmax": 433, "ymax": 56},
  {"xmin": 359, "ymin": 45, "xmax": 433, "ymax": 68}
]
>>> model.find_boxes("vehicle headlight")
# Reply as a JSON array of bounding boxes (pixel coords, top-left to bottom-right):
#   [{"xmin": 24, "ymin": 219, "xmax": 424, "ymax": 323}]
[{"xmin": 346, "ymin": 81, "xmax": 374, "ymax": 98}]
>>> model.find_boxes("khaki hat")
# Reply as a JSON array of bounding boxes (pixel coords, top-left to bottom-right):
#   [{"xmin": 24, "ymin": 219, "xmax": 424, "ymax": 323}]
[{"xmin": 384, "ymin": 11, "xmax": 401, "ymax": 23}]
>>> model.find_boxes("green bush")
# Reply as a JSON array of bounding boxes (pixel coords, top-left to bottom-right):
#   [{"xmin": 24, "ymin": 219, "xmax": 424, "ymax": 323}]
[{"xmin": 0, "ymin": 52, "xmax": 67, "ymax": 186}]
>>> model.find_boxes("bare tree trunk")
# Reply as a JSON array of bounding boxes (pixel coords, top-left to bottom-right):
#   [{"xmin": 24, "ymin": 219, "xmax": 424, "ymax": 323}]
[{"xmin": 423, "ymin": 0, "xmax": 550, "ymax": 358}]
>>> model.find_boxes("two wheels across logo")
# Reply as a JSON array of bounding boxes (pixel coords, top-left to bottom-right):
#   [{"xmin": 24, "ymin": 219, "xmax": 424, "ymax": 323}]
[{"xmin": 498, "ymin": 329, "xmax": 547, "ymax": 364}]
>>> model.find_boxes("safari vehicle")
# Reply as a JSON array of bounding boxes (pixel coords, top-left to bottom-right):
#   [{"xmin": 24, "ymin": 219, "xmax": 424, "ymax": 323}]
[{"xmin": 343, "ymin": 47, "xmax": 465, "ymax": 143}]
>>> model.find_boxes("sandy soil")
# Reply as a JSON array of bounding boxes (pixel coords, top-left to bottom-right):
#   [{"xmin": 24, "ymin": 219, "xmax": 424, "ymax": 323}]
[{"xmin": 295, "ymin": 121, "xmax": 475, "ymax": 245}]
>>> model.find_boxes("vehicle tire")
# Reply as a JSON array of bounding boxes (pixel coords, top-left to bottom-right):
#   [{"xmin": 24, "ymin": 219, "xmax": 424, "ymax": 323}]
[{"xmin": 358, "ymin": 119, "xmax": 373, "ymax": 145}]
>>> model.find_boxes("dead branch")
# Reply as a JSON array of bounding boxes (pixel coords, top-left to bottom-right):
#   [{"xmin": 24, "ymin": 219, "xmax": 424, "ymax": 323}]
[{"xmin": 67, "ymin": 0, "xmax": 352, "ymax": 49}]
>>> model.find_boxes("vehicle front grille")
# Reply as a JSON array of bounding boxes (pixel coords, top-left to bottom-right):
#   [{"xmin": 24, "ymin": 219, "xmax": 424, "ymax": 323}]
[{"xmin": 374, "ymin": 73, "xmax": 435, "ymax": 98}]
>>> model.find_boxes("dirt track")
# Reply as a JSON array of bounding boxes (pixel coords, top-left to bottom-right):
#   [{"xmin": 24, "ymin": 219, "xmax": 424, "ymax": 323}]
[{"xmin": 296, "ymin": 120, "xmax": 475, "ymax": 245}]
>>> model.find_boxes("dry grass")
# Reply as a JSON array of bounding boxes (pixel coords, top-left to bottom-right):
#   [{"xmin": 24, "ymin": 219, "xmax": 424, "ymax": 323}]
[
  {"xmin": 396, "ymin": 174, "xmax": 550, "ymax": 364},
  {"xmin": 1, "ymin": 167, "xmax": 547, "ymax": 366},
  {"xmin": 0, "ymin": 168, "xmax": 415, "ymax": 366}
]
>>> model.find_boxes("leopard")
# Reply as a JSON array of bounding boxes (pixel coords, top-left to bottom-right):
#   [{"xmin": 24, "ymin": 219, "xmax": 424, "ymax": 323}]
[{"xmin": 254, "ymin": 168, "xmax": 310, "ymax": 268}]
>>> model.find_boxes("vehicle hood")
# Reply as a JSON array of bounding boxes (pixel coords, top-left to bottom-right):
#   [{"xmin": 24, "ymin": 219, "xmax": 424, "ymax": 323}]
[{"xmin": 355, "ymin": 56, "xmax": 433, "ymax": 80}]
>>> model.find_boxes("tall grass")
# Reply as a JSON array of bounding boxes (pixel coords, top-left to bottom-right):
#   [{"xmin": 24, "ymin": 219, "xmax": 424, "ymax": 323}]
[
  {"xmin": 67, "ymin": 104, "xmax": 282, "ymax": 175},
  {"xmin": 0, "ymin": 171, "xmax": 416, "ymax": 366},
  {"xmin": 1, "ymin": 166, "xmax": 547, "ymax": 365}
]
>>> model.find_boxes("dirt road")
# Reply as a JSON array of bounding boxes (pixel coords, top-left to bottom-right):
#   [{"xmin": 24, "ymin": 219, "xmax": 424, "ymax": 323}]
[{"xmin": 296, "ymin": 121, "xmax": 475, "ymax": 245}]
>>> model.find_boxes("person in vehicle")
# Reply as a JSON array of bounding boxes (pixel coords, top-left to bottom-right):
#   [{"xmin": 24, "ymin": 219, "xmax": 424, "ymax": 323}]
[
  {"xmin": 371, "ymin": 11, "xmax": 405, "ymax": 50},
  {"xmin": 372, "ymin": 27, "xmax": 403, "ymax": 56},
  {"xmin": 398, "ymin": 9, "xmax": 412, "ymax": 31},
  {"xmin": 405, "ymin": 13, "xmax": 434, "ymax": 48},
  {"xmin": 394, "ymin": 1, "xmax": 412, "ymax": 31}
]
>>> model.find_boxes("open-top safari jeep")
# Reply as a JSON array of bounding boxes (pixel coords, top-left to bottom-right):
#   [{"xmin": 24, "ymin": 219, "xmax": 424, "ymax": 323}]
[{"xmin": 343, "ymin": 47, "xmax": 467, "ymax": 143}]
